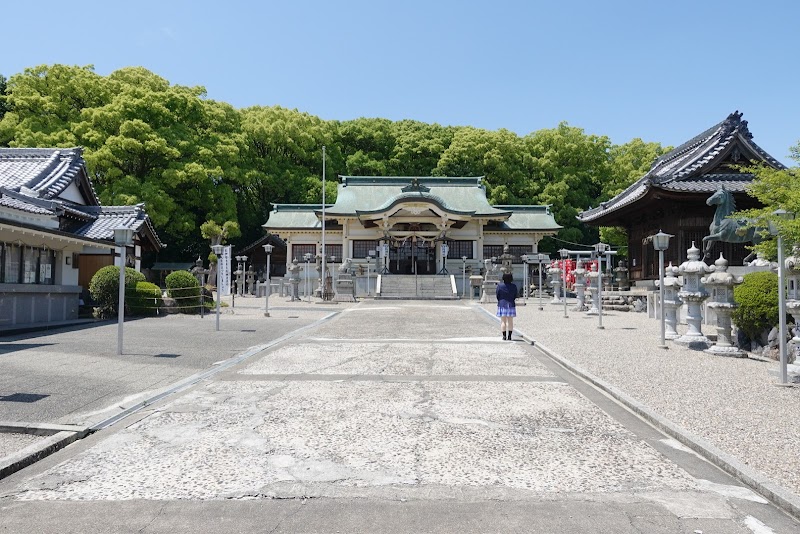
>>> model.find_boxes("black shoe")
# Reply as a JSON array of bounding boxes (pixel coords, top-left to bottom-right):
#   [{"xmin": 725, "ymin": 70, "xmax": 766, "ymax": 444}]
[
  {"xmin": 502, "ymin": 331, "xmax": 507, "ymax": 340},
  {"xmin": 507, "ymin": 331, "xmax": 513, "ymax": 340}
]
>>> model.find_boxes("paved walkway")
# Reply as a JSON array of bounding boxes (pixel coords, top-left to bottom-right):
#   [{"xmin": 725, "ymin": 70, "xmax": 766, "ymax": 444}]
[{"xmin": 0, "ymin": 300, "xmax": 797, "ymax": 532}]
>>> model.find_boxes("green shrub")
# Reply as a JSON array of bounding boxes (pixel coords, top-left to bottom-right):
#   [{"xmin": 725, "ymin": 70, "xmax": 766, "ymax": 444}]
[
  {"xmin": 732, "ymin": 271, "xmax": 783, "ymax": 341},
  {"xmin": 165, "ymin": 270, "xmax": 200, "ymax": 313},
  {"xmin": 128, "ymin": 282, "xmax": 163, "ymax": 316},
  {"xmin": 88, "ymin": 266, "xmax": 146, "ymax": 319}
]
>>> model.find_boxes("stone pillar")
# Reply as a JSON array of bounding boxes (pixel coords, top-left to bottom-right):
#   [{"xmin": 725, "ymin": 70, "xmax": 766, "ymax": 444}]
[
  {"xmin": 674, "ymin": 242, "xmax": 714, "ymax": 349},
  {"xmin": 573, "ymin": 259, "xmax": 588, "ymax": 311},
  {"xmin": 658, "ymin": 262, "xmax": 682, "ymax": 340},
  {"xmin": 549, "ymin": 263, "xmax": 563, "ymax": 304},
  {"xmin": 287, "ymin": 259, "xmax": 301, "ymax": 302},
  {"xmin": 702, "ymin": 254, "xmax": 745, "ymax": 357},
  {"xmin": 585, "ymin": 262, "xmax": 600, "ymax": 315},
  {"xmin": 246, "ymin": 267, "xmax": 256, "ymax": 295}
]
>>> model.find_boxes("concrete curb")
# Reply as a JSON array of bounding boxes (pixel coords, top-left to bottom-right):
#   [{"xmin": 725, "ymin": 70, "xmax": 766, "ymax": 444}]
[{"xmin": 0, "ymin": 429, "xmax": 89, "ymax": 481}]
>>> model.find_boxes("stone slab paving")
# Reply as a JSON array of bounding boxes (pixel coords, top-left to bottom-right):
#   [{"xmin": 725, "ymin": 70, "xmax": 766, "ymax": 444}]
[
  {"xmin": 0, "ymin": 300, "xmax": 797, "ymax": 532},
  {"xmin": 500, "ymin": 300, "xmax": 800, "ymax": 500},
  {"xmin": 0, "ymin": 434, "xmax": 43, "ymax": 460}
]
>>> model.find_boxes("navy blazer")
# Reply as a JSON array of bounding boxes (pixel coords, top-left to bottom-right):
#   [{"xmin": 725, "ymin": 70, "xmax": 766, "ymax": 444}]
[{"xmin": 496, "ymin": 282, "xmax": 518, "ymax": 307}]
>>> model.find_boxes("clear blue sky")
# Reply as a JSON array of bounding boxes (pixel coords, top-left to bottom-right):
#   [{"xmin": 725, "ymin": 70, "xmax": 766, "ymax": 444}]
[{"xmin": 4, "ymin": 0, "xmax": 799, "ymax": 164}]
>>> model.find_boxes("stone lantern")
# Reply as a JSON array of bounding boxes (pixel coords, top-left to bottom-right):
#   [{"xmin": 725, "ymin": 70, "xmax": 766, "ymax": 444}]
[
  {"xmin": 499, "ymin": 244, "xmax": 514, "ymax": 275},
  {"xmin": 614, "ymin": 260, "xmax": 630, "ymax": 291},
  {"xmin": 784, "ymin": 245, "xmax": 800, "ymax": 349},
  {"xmin": 702, "ymin": 254, "xmax": 745, "ymax": 357},
  {"xmin": 675, "ymin": 242, "xmax": 714, "ymax": 348},
  {"xmin": 573, "ymin": 259, "xmax": 588, "ymax": 311},
  {"xmin": 585, "ymin": 262, "xmax": 600, "ymax": 315},
  {"xmin": 549, "ymin": 262, "xmax": 563, "ymax": 304},
  {"xmin": 658, "ymin": 262, "xmax": 682, "ymax": 340}
]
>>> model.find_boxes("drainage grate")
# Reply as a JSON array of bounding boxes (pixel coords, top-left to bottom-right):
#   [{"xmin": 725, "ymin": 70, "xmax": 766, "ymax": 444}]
[
  {"xmin": 0, "ymin": 393, "xmax": 50, "ymax": 403},
  {"xmin": 154, "ymin": 353, "xmax": 180, "ymax": 358},
  {"xmin": 241, "ymin": 329, "xmax": 257, "ymax": 333}
]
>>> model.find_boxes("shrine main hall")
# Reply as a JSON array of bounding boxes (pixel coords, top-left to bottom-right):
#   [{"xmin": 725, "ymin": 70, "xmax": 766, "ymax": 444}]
[{"xmin": 263, "ymin": 176, "xmax": 561, "ymax": 280}]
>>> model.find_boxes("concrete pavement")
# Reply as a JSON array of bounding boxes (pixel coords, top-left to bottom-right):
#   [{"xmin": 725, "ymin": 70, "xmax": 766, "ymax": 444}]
[{"xmin": 1, "ymin": 300, "xmax": 798, "ymax": 532}]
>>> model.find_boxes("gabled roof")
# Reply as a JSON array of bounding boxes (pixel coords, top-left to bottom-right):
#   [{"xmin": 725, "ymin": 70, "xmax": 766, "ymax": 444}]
[
  {"xmin": 578, "ymin": 111, "xmax": 785, "ymax": 224},
  {"xmin": 72, "ymin": 204, "xmax": 165, "ymax": 249},
  {"xmin": 327, "ymin": 176, "xmax": 510, "ymax": 218},
  {"xmin": 489, "ymin": 205, "xmax": 562, "ymax": 232},
  {"xmin": 0, "ymin": 147, "xmax": 99, "ymax": 203},
  {"xmin": 0, "ymin": 147, "xmax": 165, "ymax": 249}
]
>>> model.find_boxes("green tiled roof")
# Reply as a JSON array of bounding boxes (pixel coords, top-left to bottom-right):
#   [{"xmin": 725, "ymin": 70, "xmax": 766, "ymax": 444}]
[
  {"xmin": 328, "ymin": 176, "xmax": 509, "ymax": 217},
  {"xmin": 490, "ymin": 206, "xmax": 562, "ymax": 231},
  {"xmin": 263, "ymin": 178, "xmax": 561, "ymax": 234}
]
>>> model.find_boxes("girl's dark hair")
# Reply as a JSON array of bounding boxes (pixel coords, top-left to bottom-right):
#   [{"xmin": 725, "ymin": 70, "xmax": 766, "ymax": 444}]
[{"xmin": 502, "ymin": 273, "xmax": 513, "ymax": 284}]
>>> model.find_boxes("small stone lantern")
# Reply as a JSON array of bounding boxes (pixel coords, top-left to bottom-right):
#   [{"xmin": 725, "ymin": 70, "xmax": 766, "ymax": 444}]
[
  {"xmin": 675, "ymin": 242, "xmax": 714, "ymax": 349},
  {"xmin": 573, "ymin": 259, "xmax": 588, "ymax": 311},
  {"xmin": 614, "ymin": 260, "xmax": 630, "ymax": 291},
  {"xmin": 658, "ymin": 262, "xmax": 682, "ymax": 340},
  {"xmin": 585, "ymin": 262, "xmax": 600, "ymax": 315},
  {"xmin": 549, "ymin": 262, "xmax": 564, "ymax": 304},
  {"xmin": 785, "ymin": 245, "xmax": 800, "ymax": 348},
  {"xmin": 702, "ymin": 253, "xmax": 745, "ymax": 357}
]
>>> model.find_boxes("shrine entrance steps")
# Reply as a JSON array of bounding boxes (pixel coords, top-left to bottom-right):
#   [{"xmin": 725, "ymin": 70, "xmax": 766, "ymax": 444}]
[{"xmin": 376, "ymin": 275, "xmax": 458, "ymax": 300}]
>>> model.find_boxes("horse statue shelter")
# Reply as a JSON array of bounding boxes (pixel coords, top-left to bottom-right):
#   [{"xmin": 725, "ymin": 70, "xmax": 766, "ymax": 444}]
[{"xmin": 578, "ymin": 111, "xmax": 785, "ymax": 282}]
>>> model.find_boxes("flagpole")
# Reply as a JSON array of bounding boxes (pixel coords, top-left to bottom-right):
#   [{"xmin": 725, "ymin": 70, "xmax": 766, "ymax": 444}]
[{"xmin": 321, "ymin": 145, "xmax": 326, "ymax": 300}]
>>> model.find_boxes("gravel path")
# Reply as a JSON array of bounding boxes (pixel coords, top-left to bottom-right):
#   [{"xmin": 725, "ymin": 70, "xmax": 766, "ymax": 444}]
[{"xmin": 489, "ymin": 300, "xmax": 800, "ymax": 498}]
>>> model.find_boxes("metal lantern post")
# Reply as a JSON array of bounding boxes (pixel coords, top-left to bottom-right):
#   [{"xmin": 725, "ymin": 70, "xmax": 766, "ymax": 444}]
[
  {"xmin": 303, "ymin": 253, "xmax": 312, "ymax": 302},
  {"xmin": 594, "ymin": 243, "xmax": 609, "ymax": 329},
  {"xmin": 212, "ymin": 244, "xmax": 224, "ymax": 331},
  {"xmin": 263, "ymin": 243, "xmax": 273, "ymax": 317},
  {"xmin": 521, "ymin": 255, "xmax": 529, "ymax": 301},
  {"xmin": 770, "ymin": 209, "xmax": 795, "ymax": 384},
  {"xmin": 652, "ymin": 230, "xmax": 674, "ymax": 349},
  {"xmin": 367, "ymin": 250, "xmax": 376, "ymax": 296},
  {"xmin": 559, "ymin": 248, "xmax": 569, "ymax": 318},
  {"xmin": 114, "ymin": 227, "xmax": 134, "ymax": 355},
  {"xmin": 537, "ymin": 253, "xmax": 548, "ymax": 310},
  {"xmin": 461, "ymin": 256, "xmax": 468, "ymax": 298}
]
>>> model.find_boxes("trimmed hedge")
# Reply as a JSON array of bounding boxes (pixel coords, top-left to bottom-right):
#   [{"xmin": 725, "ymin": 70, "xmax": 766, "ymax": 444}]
[
  {"xmin": 88, "ymin": 266, "xmax": 146, "ymax": 319},
  {"xmin": 128, "ymin": 281, "xmax": 163, "ymax": 316},
  {"xmin": 165, "ymin": 270, "xmax": 200, "ymax": 313},
  {"xmin": 732, "ymin": 271, "xmax": 781, "ymax": 341}
]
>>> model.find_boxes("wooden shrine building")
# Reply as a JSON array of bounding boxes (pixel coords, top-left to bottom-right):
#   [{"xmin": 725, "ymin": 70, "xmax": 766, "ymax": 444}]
[{"xmin": 577, "ymin": 112, "xmax": 786, "ymax": 281}]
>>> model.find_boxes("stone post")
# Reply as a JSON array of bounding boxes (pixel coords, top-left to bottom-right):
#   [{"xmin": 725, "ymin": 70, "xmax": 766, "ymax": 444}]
[
  {"xmin": 658, "ymin": 262, "xmax": 682, "ymax": 340},
  {"xmin": 246, "ymin": 267, "xmax": 256, "ymax": 295},
  {"xmin": 784, "ymin": 246, "xmax": 800, "ymax": 357},
  {"xmin": 674, "ymin": 242, "xmax": 714, "ymax": 349},
  {"xmin": 549, "ymin": 263, "xmax": 563, "ymax": 304},
  {"xmin": 586, "ymin": 262, "xmax": 600, "ymax": 315},
  {"xmin": 614, "ymin": 260, "xmax": 630, "ymax": 291},
  {"xmin": 702, "ymin": 254, "xmax": 745, "ymax": 357},
  {"xmin": 573, "ymin": 259, "xmax": 588, "ymax": 311},
  {"xmin": 287, "ymin": 259, "xmax": 301, "ymax": 302}
]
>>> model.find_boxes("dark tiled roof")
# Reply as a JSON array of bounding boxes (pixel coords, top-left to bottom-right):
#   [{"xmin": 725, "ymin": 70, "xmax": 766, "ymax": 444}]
[
  {"xmin": 0, "ymin": 147, "xmax": 99, "ymax": 202},
  {"xmin": 0, "ymin": 191, "xmax": 55, "ymax": 215},
  {"xmin": 72, "ymin": 204, "xmax": 165, "ymax": 248},
  {"xmin": 578, "ymin": 112, "xmax": 785, "ymax": 223}
]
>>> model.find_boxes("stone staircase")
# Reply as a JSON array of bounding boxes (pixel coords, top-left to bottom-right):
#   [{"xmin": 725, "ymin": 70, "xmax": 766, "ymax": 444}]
[{"xmin": 377, "ymin": 275, "xmax": 458, "ymax": 300}]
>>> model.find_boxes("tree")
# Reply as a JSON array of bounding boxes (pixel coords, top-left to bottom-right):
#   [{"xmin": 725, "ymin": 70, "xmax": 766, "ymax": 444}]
[
  {"xmin": 201, "ymin": 220, "xmax": 241, "ymax": 246},
  {"xmin": 525, "ymin": 123, "xmax": 612, "ymax": 246},
  {"xmin": 599, "ymin": 138, "xmax": 669, "ymax": 253},
  {"xmin": 732, "ymin": 142, "xmax": 800, "ymax": 257}
]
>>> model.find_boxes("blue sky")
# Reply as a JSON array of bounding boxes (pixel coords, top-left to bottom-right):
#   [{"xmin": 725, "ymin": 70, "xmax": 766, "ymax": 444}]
[{"xmin": 3, "ymin": 0, "xmax": 799, "ymax": 164}]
